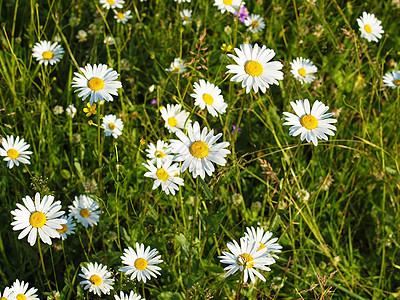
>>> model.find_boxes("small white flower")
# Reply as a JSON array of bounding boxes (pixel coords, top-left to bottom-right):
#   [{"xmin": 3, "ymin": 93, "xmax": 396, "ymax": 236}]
[
  {"xmin": 145, "ymin": 140, "xmax": 174, "ymax": 162},
  {"xmin": 382, "ymin": 70, "xmax": 400, "ymax": 89},
  {"xmin": 119, "ymin": 243, "xmax": 163, "ymax": 283},
  {"xmin": 99, "ymin": 0, "xmax": 124, "ymax": 9},
  {"xmin": 214, "ymin": 0, "xmax": 244, "ymax": 14},
  {"xmin": 10, "ymin": 280, "xmax": 39, "ymax": 300},
  {"xmin": 115, "ymin": 291, "xmax": 145, "ymax": 300},
  {"xmin": 76, "ymin": 30, "xmax": 88, "ymax": 42},
  {"xmin": 191, "ymin": 79, "xmax": 227, "ymax": 117},
  {"xmin": 69, "ymin": 194, "xmax": 100, "ymax": 228},
  {"xmin": 102, "ymin": 114, "xmax": 124, "ymax": 138},
  {"xmin": 53, "ymin": 105, "xmax": 64, "ymax": 115},
  {"xmin": 104, "ymin": 36, "xmax": 115, "ymax": 45},
  {"xmin": 166, "ymin": 58, "xmax": 187, "ymax": 74},
  {"xmin": 357, "ymin": 12, "xmax": 384, "ymax": 42},
  {"xmin": 0, "ymin": 135, "xmax": 33, "ymax": 169},
  {"xmin": 11, "ymin": 193, "xmax": 66, "ymax": 246},
  {"xmin": 32, "ymin": 41, "xmax": 64, "ymax": 66},
  {"xmin": 66, "ymin": 104, "xmax": 77, "ymax": 118},
  {"xmin": 79, "ymin": 262, "xmax": 115, "ymax": 296},
  {"xmin": 57, "ymin": 215, "xmax": 76, "ymax": 240},
  {"xmin": 306, "ymin": 0, "xmax": 317, "ymax": 5},
  {"xmin": 180, "ymin": 9, "xmax": 192, "ymax": 25},
  {"xmin": 290, "ymin": 57, "xmax": 318, "ymax": 84},
  {"xmin": 160, "ymin": 104, "xmax": 191, "ymax": 133},
  {"xmin": 244, "ymin": 226, "xmax": 282, "ymax": 259},
  {"xmin": 244, "ymin": 14, "xmax": 265, "ymax": 33},
  {"xmin": 114, "ymin": 10, "xmax": 132, "ymax": 24}
]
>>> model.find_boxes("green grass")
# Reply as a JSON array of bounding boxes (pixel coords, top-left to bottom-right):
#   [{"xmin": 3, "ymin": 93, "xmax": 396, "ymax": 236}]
[{"xmin": 0, "ymin": 0, "xmax": 400, "ymax": 299}]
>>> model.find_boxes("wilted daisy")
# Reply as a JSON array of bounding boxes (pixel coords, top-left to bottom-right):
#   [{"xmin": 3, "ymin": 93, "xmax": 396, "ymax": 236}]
[
  {"xmin": 66, "ymin": 104, "xmax": 77, "ymax": 118},
  {"xmin": 290, "ymin": 57, "xmax": 318, "ymax": 84},
  {"xmin": 57, "ymin": 215, "xmax": 76, "ymax": 240},
  {"xmin": 119, "ymin": 243, "xmax": 163, "ymax": 283},
  {"xmin": 102, "ymin": 114, "xmax": 124, "ymax": 138},
  {"xmin": 76, "ymin": 29, "xmax": 88, "ymax": 42},
  {"xmin": 69, "ymin": 194, "xmax": 100, "ymax": 228},
  {"xmin": 214, "ymin": 0, "xmax": 244, "ymax": 14},
  {"xmin": 165, "ymin": 58, "xmax": 187, "ymax": 74},
  {"xmin": 114, "ymin": 10, "xmax": 132, "ymax": 24},
  {"xmin": 244, "ymin": 14, "xmax": 265, "ymax": 33},
  {"xmin": 0, "ymin": 287, "xmax": 14, "ymax": 299},
  {"xmin": 244, "ymin": 227, "xmax": 282, "ymax": 259},
  {"xmin": 10, "ymin": 193, "xmax": 66, "ymax": 246},
  {"xmin": 191, "ymin": 80, "xmax": 227, "ymax": 117},
  {"xmin": 282, "ymin": 99, "xmax": 337, "ymax": 146},
  {"xmin": 71, "ymin": 63, "xmax": 122, "ymax": 104},
  {"xmin": 145, "ymin": 140, "xmax": 173, "ymax": 162},
  {"xmin": 382, "ymin": 70, "xmax": 400, "ymax": 89},
  {"xmin": 10, "ymin": 280, "xmax": 38, "ymax": 300},
  {"xmin": 180, "ymin": 9, "xmax": 192, "ymax": 25},
  {"xmin": 79, "ymin": 262, "xmax": 115, "ymax": 296},
  {"xmin": 357, "ymin": 12, "xmax": 384, "ymax": 42},
  {"xmin": 142, "ymin": 158, "xmax": 184, "ymax": 195},
  {"xmin": 226, "ymin": 43, "xmax": 284, "ymax": 93},
  {"xmin": 160, "ymin": 104, "xmax": 191, "ymax": 133},
  {"xmin": 115, "ymin": 291, "xmax": 145, "ymax": 300},
  {"xmin": 32, "ymin": 40, "xmax": 64, "ymax": 66},
  {"xmin": 99, "ymin": 0, "xmax": 124, "ymax": 9},
  {"xmin": 218, "ymin": 238, "xmax": 275, "ymax": 283},
  {"xmin": 170, "ymin": 121, "xmax": 231, "ymax": 179},
  {"xmin": 0, "ymin": 135, "xmax": 32, "ymax": 169}
]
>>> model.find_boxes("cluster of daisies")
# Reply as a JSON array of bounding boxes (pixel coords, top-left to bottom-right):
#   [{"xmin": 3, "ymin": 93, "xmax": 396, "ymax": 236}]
[{"xmin": 99, "ymin": 0, "xmax": 132, "ymax": 24}]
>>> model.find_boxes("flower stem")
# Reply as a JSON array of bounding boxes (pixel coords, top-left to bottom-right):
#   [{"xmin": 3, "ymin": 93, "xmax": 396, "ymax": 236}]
[{"xmin": 37, "ymin": 237, "xmax": 52, "ymax": 291}]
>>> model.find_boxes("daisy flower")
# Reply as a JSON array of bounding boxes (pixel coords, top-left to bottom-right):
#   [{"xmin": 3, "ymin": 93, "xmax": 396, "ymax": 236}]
[
  {"xmin": 10, "ymin": 193, "xmax": 66, "ymax": 246},
  {"xmin": 142, "ymin": 158, "xmax": 184, "ymax": 195},
  {"xmin": 306, "ymin": 0, "xmax": 316, "ymax": 4},
  {"xmin": 165, "ymin": 58, "xmax": 187, "ymax": 74},
  {"xmin": 244, "ymin": 14, "xmax": 265, "ymax": 33},
  {"xmin": 104, "ymin": 36, "xmax": 116, "ymax": 45},
  {"xmin": 10, "ymin": 280, "xmax": 38, "ymax": 300},
  {"xmin": 244, "ymin": 226, "xmax": 282, "ymax": 259},
  {"xmin": 170, "ymin": 121, "xmax": 231, "ymax": 179},
  {"xmin": 57, "ymin": 215, "xmax": 76, "ymax": 240},
  {"xmin": 356, "ymin": 12, "xmax": 384, "ymax": 42},
  {"xmin": 0, "ymin": 287, "xmax": 14, "ymax": 299},
  {"xmin": 214, "ymin": 0, "xmax": 244, "ymax": 14},
  {"xmin": 0, "ymin": 135, "xmax": 33, "ymax": 169},
  {"xmin": 32, "ymin": 40, "xmax": 64, "ymax": 66},
  {"xmin": 282, "ymin": 99, "xmax": 337, "ymax": 146},
  {"xmin": 218, "ymin": 238, "xmax": 275, "ymax": 283},
  {"xmin": 79, "ymin": 262, "xmax": 115, "ymax": 296},
  {"xmin": 66, "ymin": 104, "xmax": 77, "ymax": 118},
  {"xmin": 115, "ymin": 291, "xmax": 145, "ymax": 300},
  {"xmin": 145, "ymin": 140, "xmax": 173, "ymax": 162},
  {"xmin": 180, "ymin": 9, "xmax": 192, "ymax": 25},
  {"xmin": 290, "ymin": 57, "xmax": 318, "ymax": 84},
  {"xmin": 226, "ymin": 43, "xmax": 284, "ymax": 93},
  {"xmin": 382, "ymin": 70, "xmax": 400, "ymax": 89},
  {"xmin": 69, "ymin": 195, "xmax": 100, "ymax": 228},
  {"xmin": 119, "ymin": 243, "xmax": 163, "ymax": 283},
  {"xmin": 191, "ymin": 79, "xmax": 227, "ymax": 117},
  {"xmin": 102, "ymin": 114, "xmax": 124, "ymax": 138},
  {"xmin": 114, "ymin": 10, "xmax": 132, "ymax": 24},
  {"xmin": 99, "ymin": 0, "xmax": 124, "ymax": 9},
  {"xmin": 71, "ymin": 63, "xmax": 122, "ymax": 105},
  {"xmin": 160, "ymin": 104, "xmax": 191, "ymax": 133}
]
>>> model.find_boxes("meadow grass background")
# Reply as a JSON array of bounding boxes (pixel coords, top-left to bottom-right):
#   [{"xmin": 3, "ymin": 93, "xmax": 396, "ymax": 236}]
[{"xmin": 0, "ymin": 0, "xmax": 400, "ymax": 299}]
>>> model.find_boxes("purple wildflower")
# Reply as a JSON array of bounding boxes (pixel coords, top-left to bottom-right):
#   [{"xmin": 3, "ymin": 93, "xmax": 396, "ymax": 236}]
[
  {"xmin": 151, "ymin": 99, "xmax": 158, "ymax": 104},
  {"xmin": 234, "ymin": 6, "xmax": 249, "ymax": 24},
  {"xmin": 232, "ymin": 124, "xmax": 241, "ymax": 134}
]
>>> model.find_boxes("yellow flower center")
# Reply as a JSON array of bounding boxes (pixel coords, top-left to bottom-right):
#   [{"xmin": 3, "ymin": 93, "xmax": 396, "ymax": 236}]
[
  {"xmin": 80, "ymin": 208, "xmax": 90, "ymax": 218},
  {"xmin": 135, "ymin": 258, "xmax": 148, "ymax": 270},
  {"xmin": 257, "ymin": 242, "xmax": 266, "ymax": 252},
  {"xmin": 202, "ymin": 93, "xmax": 214, "ymax": 105},
  {"xmin": 237, "ymin": 253, "xmax": 255, "ymax": 268},
  {"xmin": 298, "ymin": 68, "xmax": 307, "ymax": 77},
  {"xmin": 42, "ymin": 51, "xmax": 54, "ymax": 60},
  {"xmin": 300, "ymin": 115, "xmax": 318, "ymax": 130},
  {"xmin": 154, "ymin": 150, "xmax": 165, "ymax": 158},
  {"xmin": 364, "ymin": 24, "xmax": 372, "ymax": 33},
  {"xmin": 16, "ymin": 295, "xmax": 27, "ymax": 300},
  {"xmin": 88, "ymin": 77, "xmax": 105, "ymax": 91},
  {"xmin": 117, "ymin": 12, "xmax": 124, "ymax": 19},
  {"xmin": 90, "ymin": 274, "xmax": 102, "ymax": 286},
  {"xmin": 57, "ymin": 224, "xmax": 68, "ymax": 234},
  {"xmin": 189, "ymin": 141, "xmax": 209, "ymax": 159},
  {"xmin": 7, "ymin": 149, "xmax": 19, "ymax": 159},
  {"xmin": 172, "ymin": 66, "xmax": 180, "ymax": 73},
  {"xmin": 223, "ymin": 0, "xmax": 233, "ymax": 4},
  {"xmin": 244, "ymin": 60, "xmax": 263, "ymax": 77},
  {"xmin": 109, "ymin": 123, "xmax": 116, "ymax": 130},
  {"xmin": 1, "ymin": 297, "xmax": 9, "ymax": 300},
  {"xmin": 156, "ymin": 168, "xmax": 169, "ymax": 181},
  {"xmin": 251, "ymin": 21, "xmax": 259, "ymax": 29},
  {"xmin": 167, "ymin": 117, "xmax": 178, "ymax": 127},
  {"xmin": 107, "ymin": 0, "xmax": 115, "ymax": 4},
  {"xmin": 184, "ymin": 16, "xmax": 189, "ymax": 21},
  {"xmin": 393, "ymin": 79, "xmax": 400, "ymax": 86},
  {"xmin": 29, "ymin": 211, "xmax": 47, "ymax": 228}
]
